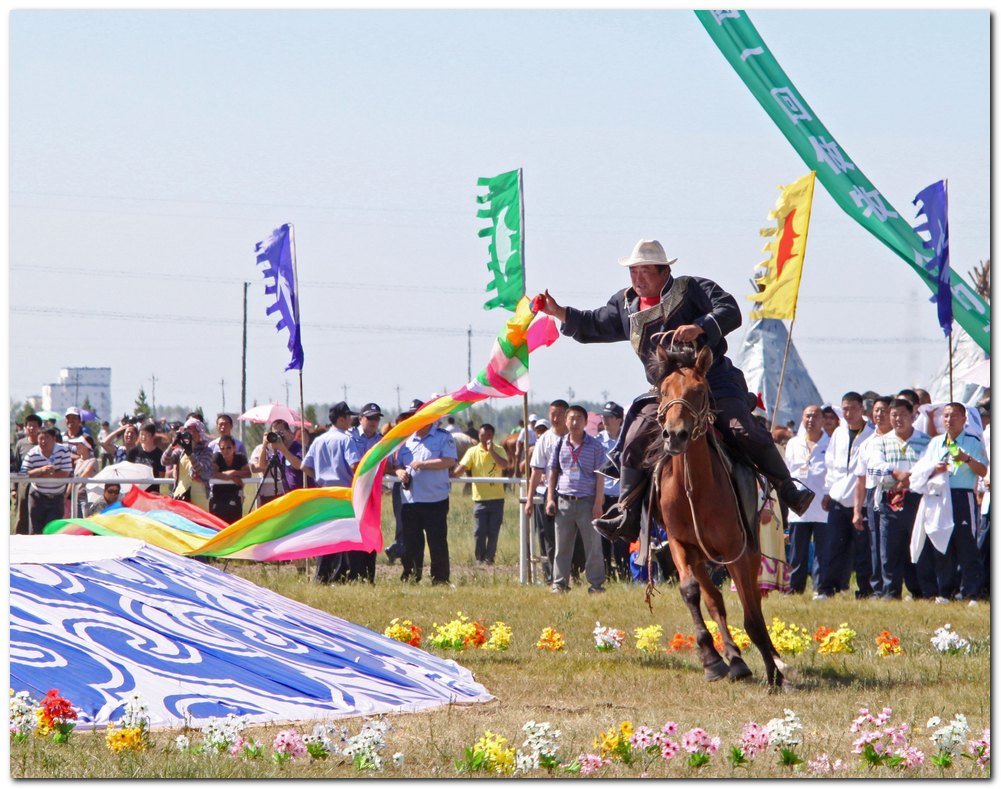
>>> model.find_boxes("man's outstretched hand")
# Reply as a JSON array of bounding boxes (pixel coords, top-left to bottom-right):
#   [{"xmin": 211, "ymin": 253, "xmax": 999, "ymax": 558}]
[{"xmin": 532, "ymin": 290, "xmax": 566, "ymax": 322}]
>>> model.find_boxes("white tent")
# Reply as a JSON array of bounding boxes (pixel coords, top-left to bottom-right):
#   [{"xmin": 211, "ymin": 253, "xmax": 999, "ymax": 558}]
[
  {"xmin": 735, "ymin": 318, "xmax": 824, "ymax": 430},
  {"xmin": 925, "ymin": 325, "xmax": 989, "ymax": 405}
]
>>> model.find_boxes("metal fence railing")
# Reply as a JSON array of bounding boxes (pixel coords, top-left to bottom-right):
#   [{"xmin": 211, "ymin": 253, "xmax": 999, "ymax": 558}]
[{"xmin": 11, "ymin": 474, "xmax": 547, "ymax": 584}]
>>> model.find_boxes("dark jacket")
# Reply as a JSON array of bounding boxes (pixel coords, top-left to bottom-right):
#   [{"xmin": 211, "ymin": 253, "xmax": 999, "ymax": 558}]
[{"xmin": 560, "ymin": 275, "xmax": 747, "ymax": 397}]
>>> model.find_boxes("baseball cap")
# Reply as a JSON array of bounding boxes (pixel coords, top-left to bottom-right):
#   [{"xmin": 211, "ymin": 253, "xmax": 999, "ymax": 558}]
[
  {"xmin": 400, "ymin": 398, "xmax": 425, "ymax": 417},
  {"xmin": 361, "ymin": 402, "xmax": 383, "ymax": 418},
  {"xmin": 329, "ymin": 401, "xmax": 357, "ymax": 421},
  {"xmin": 601, "ymin": 401, "xmax": 624, "ymax": 418},
  {"xmin": 535, "ymin": 418, "xmax": 552, "ymax": 430},
  {"xmin": 528, "ymin": 413, "xmax": 539, "ymax": 423},
  {"xmin": 65, "ymin": 407, "xmax": 82, "ymax": 418}
]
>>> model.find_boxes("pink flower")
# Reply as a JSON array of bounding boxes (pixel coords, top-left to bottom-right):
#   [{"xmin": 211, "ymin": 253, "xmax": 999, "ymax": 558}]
[
  {"xmin": 660, "ymin": 739, "xmax": 680, "ymax": 760},
  {"xmin": 272, "ymin": 729, "xmax": 306, "ymax": 760},
  {"xmin": 578, "ymin": 753, "xmax": 608, "ymax": 775},
  {"xmin": 739, "ymin": 722, "xmax": 770, "ymax": 759},
  {"xmin": 899, "ymin": 746, "xmax": 925, "ymax": 769},
  {"xmin": 681, "ymin": 728, "xmax": 715, "ymax": 754},
  {"xmin": 808, "ymin": 752, "xmax": 847, "ymax": 773},
  {"xmin": 228, "ymin": 735, "xmax": 245, "ymax": 757},
  {"xmin": 661, "ymin": 721, "xmax": 678, "ymax": 737},
  {"xmin": 967, "ymin": 729, "xmax": 990, "ymax": 768},
  {"xmin": 630, "ymin": 726, "xmax": 655, "ymax": 749}
]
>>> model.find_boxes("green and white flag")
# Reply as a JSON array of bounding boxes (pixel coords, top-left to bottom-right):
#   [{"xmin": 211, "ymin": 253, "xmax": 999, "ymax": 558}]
[
  {"xmin": 476, "ymin": 169, "xmax": 524, "ymax": 312},
  {"xmin": 696, "ymin": 10, "xmax": 990, "ymax": 352}
]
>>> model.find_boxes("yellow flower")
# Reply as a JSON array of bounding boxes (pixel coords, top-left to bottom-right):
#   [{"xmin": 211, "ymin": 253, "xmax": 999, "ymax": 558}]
[
  {"xmin": 384, "ymin": 618, "xmax": 423, "ymax": 647},
  {"xmin": 105, "ymin": 722, "xmax": 148, "ymax": 753},
  {"xmin": 703, "ymin": 620, "xmax": 751, "ymax": 650},
  {"xmin": 767, "ymin": 617, "xmax": 812, "ymax": 656},
  {"xmin": 536, "ymin": 627, "xmax": 565, "ymax": 651},
  {"xmin": 817, "ymin": 622, "xmax": 857, "ymax": 655},
  {"xmin": 473, "ymin": 730, "xmax": 516, "ymax": 774},
  {"xmin": 484, "ymin": 621, "xmax": 512, "ymax": 651},
  {"xmin": 34, "ymin": 708, "xmax": 51, "ymax": 738},
  {"xmin": 633, "ymin": 624, "xmax": 664, "ymax": 654},
  {"xmin": 594, "ymin": 721, "xmax": 635, "ymax": 762}
]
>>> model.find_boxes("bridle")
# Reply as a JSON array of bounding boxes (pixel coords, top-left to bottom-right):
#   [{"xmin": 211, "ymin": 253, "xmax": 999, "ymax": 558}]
[
  {"xmin": 656, "ymin": 384, "xmax": 713, "ymax": 447},
  {"xmin": 656, "ymin": 373, "xmax": 748, "ymax": 567}
]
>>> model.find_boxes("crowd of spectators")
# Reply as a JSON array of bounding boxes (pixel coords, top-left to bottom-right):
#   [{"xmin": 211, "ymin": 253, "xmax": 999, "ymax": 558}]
[
  {"xmin": 781, "ymin": 388, "xmax": 990, "ymax": 605},
  {"xmin": 12, "ymin": 385, "xmax": 990, "ymax": 605}
]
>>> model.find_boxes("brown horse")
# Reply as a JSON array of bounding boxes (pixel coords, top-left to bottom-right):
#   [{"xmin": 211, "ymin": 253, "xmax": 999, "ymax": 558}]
[
  {"xmin": 501, "ymin": 432, "xmax": 529, "ymax": 477},
  {"xmin": 650, "ymin": 343, "xmax": 784, "ymax": 687}
]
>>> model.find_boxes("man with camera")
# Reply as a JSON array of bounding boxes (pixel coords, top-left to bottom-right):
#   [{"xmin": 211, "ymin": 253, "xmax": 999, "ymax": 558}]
[
  {"xmin": 161, "ymin": 417, "xmax": 214, "ymax": 510},
  {"xmin": 251, "ymin": 418, "xmax": 306, "ymax": 505}
]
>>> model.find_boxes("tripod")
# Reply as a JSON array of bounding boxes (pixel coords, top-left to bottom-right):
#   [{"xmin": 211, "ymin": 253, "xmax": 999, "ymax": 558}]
[{"xmin": 250, "ymin": 448, "xmax": 287, "ymax": 510}]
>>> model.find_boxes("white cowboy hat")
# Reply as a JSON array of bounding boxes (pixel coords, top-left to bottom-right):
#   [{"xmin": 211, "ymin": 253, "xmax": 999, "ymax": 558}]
[{"xmin": 618, "ymin": 239, "xmax": 678, "ymax": 268}]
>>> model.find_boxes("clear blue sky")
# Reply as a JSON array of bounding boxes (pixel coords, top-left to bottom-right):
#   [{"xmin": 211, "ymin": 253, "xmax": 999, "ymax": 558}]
[{"xmin": 9, "ymin": 9, "xmax": 990, "ymax": 420}]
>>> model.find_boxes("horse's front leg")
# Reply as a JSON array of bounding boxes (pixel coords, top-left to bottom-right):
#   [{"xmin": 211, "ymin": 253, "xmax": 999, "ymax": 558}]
[
  {"xmin": 671, "ymin": 542, "xmax": 728, "ymax": 681},
  {"xmin": 691, "ymin": 561, "xmax": 752, "ymax": 681}
]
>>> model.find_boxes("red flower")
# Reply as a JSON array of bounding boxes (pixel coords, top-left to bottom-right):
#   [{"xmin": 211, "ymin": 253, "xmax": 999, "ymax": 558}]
[
  {"xmin": 464, "ymin": 620, "xmax": 488, "ymax": 648},
  {"xmin": 813, "ymin": 626, "xmax": 833, "ymax": 643},
  {"xmin": 40, "ymin": 689, "xmax": 77, "ymax": 727}
]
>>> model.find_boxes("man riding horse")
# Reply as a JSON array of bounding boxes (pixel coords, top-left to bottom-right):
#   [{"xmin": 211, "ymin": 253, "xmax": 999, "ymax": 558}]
[{"xmin": 533, "ymin": 238, "xmax": 815, "ymax": 542}]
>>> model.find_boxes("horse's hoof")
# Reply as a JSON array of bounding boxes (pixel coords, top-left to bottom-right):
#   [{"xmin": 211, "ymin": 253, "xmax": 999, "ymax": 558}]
[
  {"xmin": 727, "ymin": 658, "xmax": 753, "ymax": 681},
  {"xmin": 704, "ymin": 661, "xmax": 729, "ymax": 682}
]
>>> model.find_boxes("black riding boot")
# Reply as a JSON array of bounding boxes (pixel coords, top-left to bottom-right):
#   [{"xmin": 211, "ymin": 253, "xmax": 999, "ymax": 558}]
[
  {"xmin": 751, "ymin": 440, "xmax": 815, "ymax": 517},
  {"xmin": 593, "ymin": 466, "xmax": 649, "ymax": 543}
]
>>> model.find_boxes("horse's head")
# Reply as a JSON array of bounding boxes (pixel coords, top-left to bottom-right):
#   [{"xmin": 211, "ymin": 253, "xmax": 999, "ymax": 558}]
[{"xmin": 652, "ymin": 343, "xmax": 713, "ymax": 456}]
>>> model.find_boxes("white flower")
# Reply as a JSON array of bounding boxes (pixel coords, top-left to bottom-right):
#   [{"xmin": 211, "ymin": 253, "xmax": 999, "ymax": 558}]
[
  {"xmin": 175, "ymin": 734, "xmax": 191, "ymax": 752},
  {"xmin": 928, "ymin": 713, "xmax": 970, "ymax": 756},
  {"xmin": 392, "ymin": 752, "xmax": 405, "ymax": 768},
  {"xmin": 765, "ymin": 709, "xmax": 803, "ymax": 749},
  {"xmin": 931, "ymin": 624, "xmax": 971, "ymax": 654}
]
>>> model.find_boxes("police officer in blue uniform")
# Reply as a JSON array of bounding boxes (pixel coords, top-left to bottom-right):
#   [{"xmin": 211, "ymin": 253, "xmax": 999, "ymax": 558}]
[
  {"xmin": 301, "ymin": 401, "xmax": 360, "ymax": 583},
  {"xmin": 392, "ymin": 400, "xmax": 458, "ymax": 585}
]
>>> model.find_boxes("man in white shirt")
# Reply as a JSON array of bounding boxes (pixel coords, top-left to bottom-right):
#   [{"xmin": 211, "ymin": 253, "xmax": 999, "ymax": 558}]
[
  {"xmin": 851, "ymin": 395, "xmax": 894, "ymax": 597},
  {"xmin": 524, "ymin": 399, "xmax": 569, "ymax": 584},
  {"xmin": 783, "ymin": 405, "xmax": 829, "ymax": 595},
  {"xmin": 816, "ymin": 391, "xmax": 873, "ymax": 599}
]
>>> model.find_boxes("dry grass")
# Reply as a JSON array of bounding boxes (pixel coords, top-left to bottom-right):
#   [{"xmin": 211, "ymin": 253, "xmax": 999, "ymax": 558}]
[{"xmin": 11, "ymin": 491, "xmax": 991, "ymax": 778}]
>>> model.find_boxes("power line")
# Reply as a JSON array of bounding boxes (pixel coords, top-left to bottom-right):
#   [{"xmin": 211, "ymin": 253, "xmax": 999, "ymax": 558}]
[{"xmin": 10, "ymin": 305, "xmax": 499, "ymax": 337}]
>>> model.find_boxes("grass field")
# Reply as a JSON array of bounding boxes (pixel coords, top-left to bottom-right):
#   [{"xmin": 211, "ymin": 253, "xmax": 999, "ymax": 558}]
[{"xmin": 10, "ymin": 489, "xmax": 992, "ymax": 778}]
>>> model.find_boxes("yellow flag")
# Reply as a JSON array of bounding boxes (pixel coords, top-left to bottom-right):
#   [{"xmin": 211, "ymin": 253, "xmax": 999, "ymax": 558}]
[{"xmin": 747, "ymin": 171, "xmax": 816, "ymax": 320}]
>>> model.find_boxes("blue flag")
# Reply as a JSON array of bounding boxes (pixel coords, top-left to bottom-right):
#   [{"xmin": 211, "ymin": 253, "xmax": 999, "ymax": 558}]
[
  {"xmin": 255, "ymin": 223, "xmax": 304, "ymax": 371},
  {"xmin": 912, "ymin": 181, "xmax": 951, "ymax": 336}
]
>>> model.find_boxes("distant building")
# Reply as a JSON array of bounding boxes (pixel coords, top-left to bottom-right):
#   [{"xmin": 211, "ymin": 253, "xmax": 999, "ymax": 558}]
[{"xmin": 42, "ymin": 367, "xmax": 111, "ymax": 419}]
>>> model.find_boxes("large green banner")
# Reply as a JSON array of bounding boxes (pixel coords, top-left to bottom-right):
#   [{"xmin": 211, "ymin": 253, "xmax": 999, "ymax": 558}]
[{"xmin": 696, "ymin": 10, "xmax": 989, "ymax": 352}]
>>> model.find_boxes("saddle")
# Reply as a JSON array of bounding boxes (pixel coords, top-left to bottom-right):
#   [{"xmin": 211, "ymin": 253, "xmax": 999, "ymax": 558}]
[{"xmin": 641, "ymin": 428, "xmax": 763, "ymax": 564}]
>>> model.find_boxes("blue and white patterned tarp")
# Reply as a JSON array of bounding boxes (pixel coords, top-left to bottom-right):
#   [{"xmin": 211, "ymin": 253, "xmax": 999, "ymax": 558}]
[{"xmin": 10, "ymin": 536, "xmax": 492, "ymax": 729}]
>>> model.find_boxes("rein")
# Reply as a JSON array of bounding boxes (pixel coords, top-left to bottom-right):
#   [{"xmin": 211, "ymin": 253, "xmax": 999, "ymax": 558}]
[{"xmin": 658, "ymin": 386, "xmax": 748, "ymax": 567}]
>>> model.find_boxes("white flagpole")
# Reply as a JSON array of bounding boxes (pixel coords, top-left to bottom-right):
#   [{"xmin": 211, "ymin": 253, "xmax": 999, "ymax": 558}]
[
  {"xmin": 288, "ymin": 223, "xmax": 309, "ymax": 487},
  {"xmin": 517, "ymin": 168, "xmax": 533, "ymax": 585}
]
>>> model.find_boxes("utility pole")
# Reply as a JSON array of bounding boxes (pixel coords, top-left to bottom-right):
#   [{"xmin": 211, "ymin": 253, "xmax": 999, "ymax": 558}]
[
  {"xmin": 600, "ymin": 389, "xmax": 609, "ymax": 403},
  {"xmin": 467, "ymin": 325, "xmax": 472, "ymax": 382},
  {"xmin": 395, "ymin": 385, "xmax": 402, "ymax": 413},
  {"xmin": 567, "ymin": 386, "xmax": 575, "ymax": 402},
  {"xmin": 241, "ymin": 282, "xmax": 248, "ymax": 438},
  {"xmin": 342, "ymin": 384, "xmax": 349, "ymax": 403},
  {"xmin": 284, "ymin": 381, "xmax": 291, "ymax": 406},
  {"xmin": 150, "ymin": 375, "xmax": 158, "ymax": 419},
  {"xmin": 220, "ymin": 379, "xmax": 225, "ymax": 413}
]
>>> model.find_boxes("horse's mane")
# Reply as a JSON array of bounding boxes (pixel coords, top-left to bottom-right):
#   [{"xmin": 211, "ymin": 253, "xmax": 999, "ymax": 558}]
[{"xmin": 646, "ymin": 341, "xmax": 707, "ymax": 384}]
